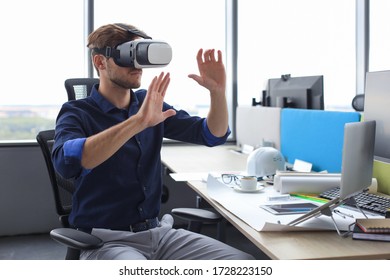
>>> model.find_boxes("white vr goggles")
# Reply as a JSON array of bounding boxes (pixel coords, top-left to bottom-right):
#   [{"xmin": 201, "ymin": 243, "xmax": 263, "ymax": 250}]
[
  {"xmin": 93, "ymin": 24, "xmax": 172, "ymax": 69},
  {"xmin": 115, "ymin": 39, "xmax": 172, "ymax": 68}
]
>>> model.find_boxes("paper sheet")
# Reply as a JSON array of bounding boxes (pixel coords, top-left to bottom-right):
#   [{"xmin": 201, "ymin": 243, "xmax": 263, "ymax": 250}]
[
  {"xmin": 170, "ymin": 172, "xmax": 208, "ymax": 182},
  {"xmin": 206, "ymin": 173, "xmax": 372, "ymax": 232}
]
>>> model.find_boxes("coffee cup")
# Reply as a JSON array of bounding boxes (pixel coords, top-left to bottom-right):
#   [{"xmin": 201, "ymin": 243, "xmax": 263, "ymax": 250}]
[{"xmin": 239, "ymin": 176, "xmax": 258, "ymax": 191}]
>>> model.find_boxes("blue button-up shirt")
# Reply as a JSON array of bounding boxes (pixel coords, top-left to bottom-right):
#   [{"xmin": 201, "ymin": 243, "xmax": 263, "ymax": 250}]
[{"xmin": 52, "ymin": 85, "xmax": 230, "ymax": 229}]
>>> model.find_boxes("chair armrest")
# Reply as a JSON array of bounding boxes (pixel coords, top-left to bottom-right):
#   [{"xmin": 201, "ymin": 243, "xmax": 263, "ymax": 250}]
[
  {"xmin": 50, "ymin": 228, "xmax": 104, "ymax": 250},
  {"xmin": 171, "ymin": 208, "xmax": 222, "ymax": 223}
]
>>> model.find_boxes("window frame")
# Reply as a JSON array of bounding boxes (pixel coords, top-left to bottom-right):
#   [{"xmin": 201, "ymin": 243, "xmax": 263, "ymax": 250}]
[{"xmin": 0, "ymin": 0, "xmax": 373, "ymax": 142}]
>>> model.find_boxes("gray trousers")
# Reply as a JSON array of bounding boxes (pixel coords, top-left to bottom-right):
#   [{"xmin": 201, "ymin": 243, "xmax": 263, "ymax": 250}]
[{"xmin": 81, "ymin": 214, "xmax": 254, "ymax": 260}]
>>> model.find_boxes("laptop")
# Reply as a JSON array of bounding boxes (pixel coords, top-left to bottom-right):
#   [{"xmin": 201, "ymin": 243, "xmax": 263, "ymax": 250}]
[{"xmin": 288, "ymin": 120, "xmax": 376, "ymax": 227}]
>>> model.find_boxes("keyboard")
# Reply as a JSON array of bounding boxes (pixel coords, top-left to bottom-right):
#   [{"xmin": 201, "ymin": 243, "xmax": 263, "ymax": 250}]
[{"xmin": 319, "ymin": 187, "xmax": 390, "ymax": 216}]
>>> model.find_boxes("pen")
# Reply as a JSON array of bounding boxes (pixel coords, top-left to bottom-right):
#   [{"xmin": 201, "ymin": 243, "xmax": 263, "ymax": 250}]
[{"xmin": 333, "ymin": 209, "xmax": 354, "ymax": 219}]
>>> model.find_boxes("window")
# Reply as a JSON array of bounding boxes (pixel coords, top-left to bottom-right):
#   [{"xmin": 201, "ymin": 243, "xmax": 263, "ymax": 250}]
[
  {"xmin": 94, "ymin": 0, "xmax": 226, "ymax": 117},
  {"xmin": 369, "ymin": 0, "xmax": 390, "ymax": 72},
  {"xmin": 0, "ymin": 1, "xmax": 368, "ymax": 141},
  {"xmin": 237, "ymin": 0, "xmax": 356, "ymax": 111},
  {"xmin": 0, "ymin": 0, "xmax": 84, "ymax": 141}
]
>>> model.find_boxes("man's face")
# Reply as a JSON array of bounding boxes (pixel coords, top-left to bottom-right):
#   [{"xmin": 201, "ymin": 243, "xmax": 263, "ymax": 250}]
[{"xmin": 105, "ymin": 57, "xmax": 143, "ymax": 89}]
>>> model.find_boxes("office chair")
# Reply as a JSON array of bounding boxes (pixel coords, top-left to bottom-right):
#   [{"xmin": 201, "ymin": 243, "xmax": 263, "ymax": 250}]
[
  {"xmin": 64, "ymin": 78, "xmax": 99, "ymax": 100},
  {"xmin": 63, "ymin": 78, "xmax": 226, "ymax": 241},
  {"xmin": 36, "ymin": 130, "xmax": 104, "ymax": 260},
  {"xmin": 171, "ymin": 207, "xmax": 225, "ymax": 241},
  {"xmin": 352, "ymin": 94, "xmax": 364, "ymax": 112}
]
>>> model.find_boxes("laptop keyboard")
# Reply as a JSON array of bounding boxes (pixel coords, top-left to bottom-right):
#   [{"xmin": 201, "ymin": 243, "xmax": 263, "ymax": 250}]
[{"xmin": 319, "ymin": 187, "xmax": 390, "ymax": 216}]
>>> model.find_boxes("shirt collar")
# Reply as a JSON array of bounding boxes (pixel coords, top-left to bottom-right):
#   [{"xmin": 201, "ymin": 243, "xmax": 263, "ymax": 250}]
[{"xmin": 90, "ymin": 84, "xmax": 139, "ymax": 113}]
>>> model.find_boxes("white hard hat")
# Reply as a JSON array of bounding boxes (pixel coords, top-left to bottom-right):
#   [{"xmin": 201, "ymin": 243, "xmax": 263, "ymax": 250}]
[{"xmin": 246, "ymin": 147, "xmax": 286, "ymax": 177}]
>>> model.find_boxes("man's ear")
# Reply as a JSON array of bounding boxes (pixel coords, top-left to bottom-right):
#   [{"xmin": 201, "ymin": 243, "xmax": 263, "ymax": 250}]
[{"xmin": 93, "ymin": 54, "xmax": 107, "ymax": 71}]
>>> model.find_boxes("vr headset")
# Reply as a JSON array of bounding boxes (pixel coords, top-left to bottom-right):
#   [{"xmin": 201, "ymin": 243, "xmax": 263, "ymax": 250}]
[{"xmin": 93, "ymin": 24, "xmax": 172, "ymax": 69}]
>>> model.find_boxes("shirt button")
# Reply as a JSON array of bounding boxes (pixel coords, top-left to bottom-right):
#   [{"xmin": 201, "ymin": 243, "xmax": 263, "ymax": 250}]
[{"xmin": 139, "ymin": 207, "xmax": 143, "ymax": 212}]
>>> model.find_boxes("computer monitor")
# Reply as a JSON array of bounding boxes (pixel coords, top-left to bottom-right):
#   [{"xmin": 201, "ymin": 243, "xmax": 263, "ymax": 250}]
[
  {"xmin": 263, "ymin": 74, "xmax": 324, "ymax": 109},
  {"xmin": 363, "ymin": 70, "xmax": 390, "ymax": 163}
]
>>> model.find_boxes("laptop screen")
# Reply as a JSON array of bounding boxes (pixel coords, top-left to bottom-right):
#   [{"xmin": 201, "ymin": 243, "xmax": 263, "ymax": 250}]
[{"xmin": 339, "ymin": 120, "xmax": 376, "ymax": 199}]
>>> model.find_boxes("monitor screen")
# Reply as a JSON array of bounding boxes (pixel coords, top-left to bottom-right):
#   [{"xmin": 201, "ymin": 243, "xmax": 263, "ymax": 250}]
[
  {"xmin": 363, "ymin": 70, "xmax": 390, "ymax": 163},
  {"xmin": 264, "ymin": 74, "xmax": 324, "ymax": 110}
]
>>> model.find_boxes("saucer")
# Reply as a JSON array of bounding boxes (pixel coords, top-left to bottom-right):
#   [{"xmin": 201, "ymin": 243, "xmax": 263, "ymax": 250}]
[{"xmin": 234, "ymin": 185, "xmax": 264, "ymax": 193}]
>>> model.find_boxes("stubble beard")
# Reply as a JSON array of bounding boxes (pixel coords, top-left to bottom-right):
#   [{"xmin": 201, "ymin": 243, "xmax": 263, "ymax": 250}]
[
  {"xmin": 111, "ymin": 76, "xmax": 141, "ymax": 89},
  {"xmin": 107, "ymin": 64, "xmax": 142, "ymax": 89}
]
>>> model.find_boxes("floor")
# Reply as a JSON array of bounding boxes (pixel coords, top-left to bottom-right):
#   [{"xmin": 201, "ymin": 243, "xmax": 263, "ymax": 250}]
[
  {"xmin": 0, "ymin": 232, "xmax": 66, "ymax": 260},
  {"xmin": 0, "ymin": 223, "xmax": 269, "ymax": 260}
]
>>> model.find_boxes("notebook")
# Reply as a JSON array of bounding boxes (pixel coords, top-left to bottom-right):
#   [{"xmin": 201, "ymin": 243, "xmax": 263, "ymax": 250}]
[
  {"xmin": 288, "ymin": 120, "xmax": 376, "ymax": 227},
  {"xmin": 352, "ymin": 224, "xmax": 390, "ymax": 242},
  {"xmin": 355, "ymin": 218, "xmax": 390, "ymax": 233}
]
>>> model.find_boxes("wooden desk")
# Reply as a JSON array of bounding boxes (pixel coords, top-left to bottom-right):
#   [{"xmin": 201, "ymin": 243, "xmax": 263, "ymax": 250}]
[{"xmin": 161, "ymin": 143, "xmax": 390, "ymax": 260}]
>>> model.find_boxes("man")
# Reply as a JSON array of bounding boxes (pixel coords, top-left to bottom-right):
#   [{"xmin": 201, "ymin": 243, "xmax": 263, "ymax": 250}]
[{"xmin": 52, "ymin": 23, "xmax": 253, "ymax": 260}]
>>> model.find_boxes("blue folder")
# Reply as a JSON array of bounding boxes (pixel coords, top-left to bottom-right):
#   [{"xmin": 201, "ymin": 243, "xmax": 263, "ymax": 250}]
[{"xmin": 280, "ymin": 108, "xmax": 361, "ymax": 173}]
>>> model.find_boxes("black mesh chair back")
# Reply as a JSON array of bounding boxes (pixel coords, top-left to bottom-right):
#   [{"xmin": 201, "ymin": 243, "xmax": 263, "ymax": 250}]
[
  {"xmin": 36, "ymin": 130, "xmax": 74, "ymax": 228},
  {"xmin": 64, "ymin": 78, "xmax": 99, "ymax": 101},
  {"xmin": 36, "ymin": 129, "xmax": 103, "ymax": 259}
]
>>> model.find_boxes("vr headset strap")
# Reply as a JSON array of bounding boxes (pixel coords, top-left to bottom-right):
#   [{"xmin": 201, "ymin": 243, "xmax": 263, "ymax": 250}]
[
  {"xmin": 114, "ymin": 23, "xmax": 152, "ymax": 40},
  {"xmin": 92, "ymin": 47, "xmax": 120, "ymax": 59},
  {"xmin": 93, "ymin": 24, "xmax": 152, "ymax": 59}
]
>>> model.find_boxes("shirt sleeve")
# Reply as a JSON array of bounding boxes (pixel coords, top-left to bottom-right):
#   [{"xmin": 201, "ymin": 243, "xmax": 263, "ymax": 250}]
[
  {"xmin": 52, "ymin": 134, "xmax": 91, "ymax": 179},
  {"xmin": 202, "ymin": 119, "xmax": 231, "ymax": 146},
  {"xmin": 63, "ymin": 138, "xmax": 85, "ymax": 163}
]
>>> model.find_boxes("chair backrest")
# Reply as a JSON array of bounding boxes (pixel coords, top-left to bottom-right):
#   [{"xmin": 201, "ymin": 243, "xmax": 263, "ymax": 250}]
[
  {"xmin": 352, "ymin": 94, "xmax": 365, "ymax": 112},
  {"xmin": 37, "ymin": 129, "xmax": 101, "ymax": 260},
  {"xmin": 64, "ymin": 78, "xmax": 99, "ymax": 101},
  {"xmin": 36, "ymin": 129, "xmax": 74, "ymax": 228}
]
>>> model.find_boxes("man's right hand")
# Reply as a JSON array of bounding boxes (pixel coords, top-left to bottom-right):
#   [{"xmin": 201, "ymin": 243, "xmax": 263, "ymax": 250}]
[{"xmin": 137, "ymin": 72, "xmax": 176, "ymax": 129}]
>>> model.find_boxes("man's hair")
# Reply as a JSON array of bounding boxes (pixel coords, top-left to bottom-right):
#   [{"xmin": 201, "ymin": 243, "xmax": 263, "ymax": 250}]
[{"xmin": 87, "ymin": 23, "xmax": 145, "ymax": 50}]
